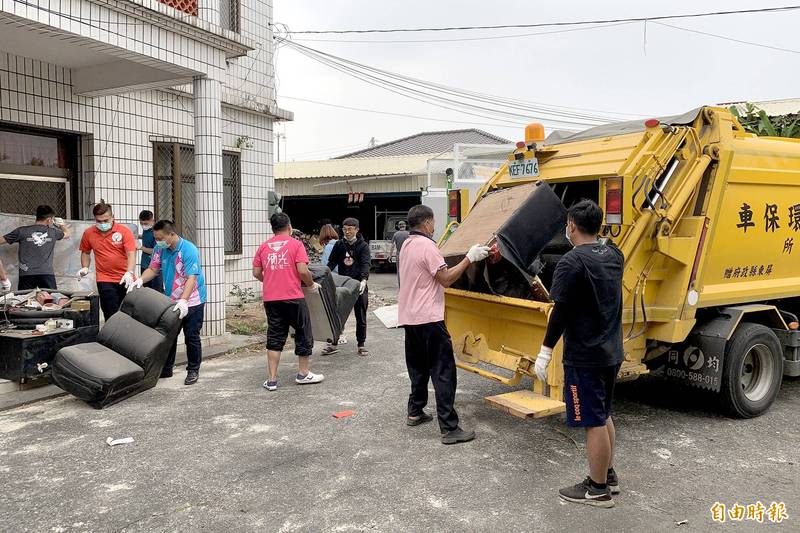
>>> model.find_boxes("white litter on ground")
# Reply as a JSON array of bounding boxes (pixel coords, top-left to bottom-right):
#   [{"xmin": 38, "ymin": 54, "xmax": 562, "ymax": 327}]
[
  {"xmin": 106, "ymin": 437, "xmax": 134, "ymax": 447},
  {"xmin": 373, "ymin": 304, "xmax": 399, "ymax": 329}
]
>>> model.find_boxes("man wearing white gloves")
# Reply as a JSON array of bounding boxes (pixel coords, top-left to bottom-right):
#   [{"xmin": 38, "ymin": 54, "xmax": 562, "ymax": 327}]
[
  {"xmin": 130, "ymin": 220, "xmax": 206, "ymax": 386},
  {"xmin": 398, "ymin": 204, "xmax": 490, "ymax": 445},
  {"xmin": 325, "ymin": 217, "xmax": 372, "ymax": 357},
  {"xmin": 534, "ymin": 200, "xmax": 624, "ymax": 508},
  {"xmin": 78, "ymin": 201, "xmax": 136, "ymax": 321}
]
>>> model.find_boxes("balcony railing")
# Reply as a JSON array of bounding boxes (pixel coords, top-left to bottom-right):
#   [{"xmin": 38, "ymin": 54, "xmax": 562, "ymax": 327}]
[{"xmin": 157, "ymin": 0, "xmax": 198, "ymax": 16}]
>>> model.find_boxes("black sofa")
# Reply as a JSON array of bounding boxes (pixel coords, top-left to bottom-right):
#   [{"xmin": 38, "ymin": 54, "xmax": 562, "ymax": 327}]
[
  {"xmin": 304, "ymin": 265, "xmax": 361, "ymax": 343},
  {"xmin": 51, "ymin": 288, "xmax": 182, "ymax": 408}
]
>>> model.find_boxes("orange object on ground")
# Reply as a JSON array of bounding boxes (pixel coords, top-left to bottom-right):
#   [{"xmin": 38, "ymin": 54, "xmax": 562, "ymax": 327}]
[{"xmin": 332, "ymin": 410, "xmax": 354, "ymax": 419}]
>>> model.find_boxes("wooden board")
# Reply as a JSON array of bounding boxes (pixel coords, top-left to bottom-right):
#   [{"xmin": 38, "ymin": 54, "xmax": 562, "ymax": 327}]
[
  {"xmin": 485, "ymin": 389, "xmax": 566, "ymax": 419},
  {"xmin": 440, "ymin": 183, "xmax": 538, "ymax": 258}
]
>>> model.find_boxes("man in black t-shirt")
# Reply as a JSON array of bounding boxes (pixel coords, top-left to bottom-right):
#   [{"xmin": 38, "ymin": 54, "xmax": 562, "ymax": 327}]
[
  {"xmin": 535, "ymin": 199, "xmax": 624, "ymax": 508},
  {"xmin": 0, "ymin": 205, "xmax": 70, "ymax": 290}
]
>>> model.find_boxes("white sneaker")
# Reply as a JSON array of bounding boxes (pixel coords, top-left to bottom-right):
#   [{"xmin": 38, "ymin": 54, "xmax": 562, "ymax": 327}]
[
  {"xmin": 263, "ymin": 379, "xmax": 278, "ymax": 391},
  {"xmin": 295, "ymin": 371, "xmax": 324, "ymax": 385},
  {"xmin": 338, "ymin": 334, "xmax": 348, "ymax": 345}
]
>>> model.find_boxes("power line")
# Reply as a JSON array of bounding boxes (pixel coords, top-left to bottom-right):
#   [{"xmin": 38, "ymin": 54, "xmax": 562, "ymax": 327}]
[
  {"xmin": 291, "ymin": 21, "xmax": 637, "ymax": 44},
  {"xmin": 277, "ymin": 5, "xmax": 800, "ymax": 34},
  {"xmin": 279, "ymin": 39, "xmax": 635, "ymax": 126},
  {"xmin": 278, "ymin": 95, "xmax": 537, "ymax": 130},
  {"xmin": 653, "ymin": 21, "xmax": 800, "ymax": 55}
]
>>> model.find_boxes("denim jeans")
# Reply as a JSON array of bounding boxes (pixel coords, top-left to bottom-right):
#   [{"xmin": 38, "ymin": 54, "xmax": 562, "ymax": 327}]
[{"xmin": 165, "ymin": 303, "xmax": 204, "ymax": 372}]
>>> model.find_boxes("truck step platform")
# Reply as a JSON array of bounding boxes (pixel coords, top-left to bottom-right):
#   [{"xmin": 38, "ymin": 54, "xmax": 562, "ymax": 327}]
[{"xmin": 485, "ymin": 390, "xmax": 566, "ymax": 419}]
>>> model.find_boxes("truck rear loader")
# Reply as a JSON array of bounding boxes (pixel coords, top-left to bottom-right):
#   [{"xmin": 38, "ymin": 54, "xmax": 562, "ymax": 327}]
[{"xmin": 441, "ymin": 106, "xmax": 800, "ymax": 419}]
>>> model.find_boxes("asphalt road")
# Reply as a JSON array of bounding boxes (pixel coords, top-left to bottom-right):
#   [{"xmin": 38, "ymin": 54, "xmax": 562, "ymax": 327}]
[{"xmin": 1, "ymin": 274, "xmax": 798, "ymax": 532}]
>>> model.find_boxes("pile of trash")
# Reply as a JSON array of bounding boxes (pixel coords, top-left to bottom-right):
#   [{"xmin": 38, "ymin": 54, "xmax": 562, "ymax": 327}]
[
  {"xmin": 292, "ymin": 230, "xmax": 322, "ymax": 263},
  {"xmin": 0, "ymin": 290, "xmax": 72, "ymax": 311}
]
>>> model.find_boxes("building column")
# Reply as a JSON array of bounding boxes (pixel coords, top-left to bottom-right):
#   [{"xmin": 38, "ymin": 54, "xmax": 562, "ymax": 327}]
[
  {"xmin": 197, "ymin": 0, "xmax": 220, "ymax": 26},
  {"xmin": 193, "ymin": 76, "xmax": 225, "ymax": 336}
]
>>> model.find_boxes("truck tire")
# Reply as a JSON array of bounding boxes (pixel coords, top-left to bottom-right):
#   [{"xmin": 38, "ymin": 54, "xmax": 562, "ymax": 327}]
[{"xmin": 721, "ymin": 322, "xmax": 783, "ymax": 418}]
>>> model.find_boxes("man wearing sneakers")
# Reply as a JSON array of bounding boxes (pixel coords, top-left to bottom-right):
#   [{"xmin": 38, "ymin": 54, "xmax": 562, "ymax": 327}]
[
  {"xmin": 253, "ymin": 212, "xmax": 324, "ymax": 391},
  {"xmin": 398, "ymin": 205, "xmax": 490, "ymax": 445},
  {"xmin": 534, "ymin": 200, "xmax": 624, "ymax": 508}
]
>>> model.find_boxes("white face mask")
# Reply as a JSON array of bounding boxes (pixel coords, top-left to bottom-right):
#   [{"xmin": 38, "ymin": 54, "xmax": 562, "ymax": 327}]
[
  {"xmin": 141, "ymin": 224, "xmax": 153, "ymax": 231},
  {"xmin": 565, "ymin": 225, "xmax": 573, "ymax": 246}
]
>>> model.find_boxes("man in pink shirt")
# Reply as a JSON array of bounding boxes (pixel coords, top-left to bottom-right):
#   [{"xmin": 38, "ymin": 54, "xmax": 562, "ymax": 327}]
[
  {"xmin": 398, "ymin": 205, "xmax": 490, "ymax": 445},
  {"xmin": 253, "ymin": 212, "xmax": 324, "ymax": 391}
]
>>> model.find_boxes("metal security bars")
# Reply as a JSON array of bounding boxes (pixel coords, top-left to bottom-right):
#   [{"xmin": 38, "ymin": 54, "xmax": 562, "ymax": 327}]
[
  {"xmin": 0, "ymin": 174, "xmax": 70, "ymax": 218},
  {"xmin": 153, "ymin": 143, "xmax": 242, "ymax": 254},
  {"xmin": 220, "ymin": 0, "xmax": 240, "ymax": 33},
  {"xmin": 223, "ymin": 152, "xmax": 242, "ymax": 254}
]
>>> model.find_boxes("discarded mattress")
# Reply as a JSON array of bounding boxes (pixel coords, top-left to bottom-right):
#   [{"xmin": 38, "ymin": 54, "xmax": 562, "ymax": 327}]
[
  {"xmin": 304, "ymin": 265, "xmax": 361, "ymax": 343},
  {"xmin": 51, "ymin": 288, "xmax": 182, "ymax": 408}
]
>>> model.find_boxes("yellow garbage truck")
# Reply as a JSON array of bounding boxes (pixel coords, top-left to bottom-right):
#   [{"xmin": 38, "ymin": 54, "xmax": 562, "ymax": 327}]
[{"xmin": 440, "ymin": 106, "xmax": 800, "ymax": 419}]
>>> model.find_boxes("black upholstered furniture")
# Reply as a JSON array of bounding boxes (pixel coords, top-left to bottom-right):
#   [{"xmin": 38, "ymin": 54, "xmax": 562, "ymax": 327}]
[
  {"xmin": 304, "ymin": 265, "xmax": 361, "ymax": 343},
  {"xmin": 51, "ymin": 288, "xmax": 182, "ymax": 408}
]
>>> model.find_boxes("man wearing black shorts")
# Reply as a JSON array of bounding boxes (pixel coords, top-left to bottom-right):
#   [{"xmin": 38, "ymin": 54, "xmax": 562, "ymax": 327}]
[
  {"xmin": 253, "ymin": 212, "xmax": 324, "ymax": 391},
  {"xmin": 534, "ymin": 199, "xmax": 624, "ymax": 508}
]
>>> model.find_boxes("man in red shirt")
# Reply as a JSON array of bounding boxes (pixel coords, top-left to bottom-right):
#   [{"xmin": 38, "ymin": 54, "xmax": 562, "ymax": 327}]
[
  {"xmin": 253, "ymin": 212, "xmax": 324, "ymax": 391},
  {"xmin": 77, "ymin": 201, "xmax": 136, "ymax": 320}
]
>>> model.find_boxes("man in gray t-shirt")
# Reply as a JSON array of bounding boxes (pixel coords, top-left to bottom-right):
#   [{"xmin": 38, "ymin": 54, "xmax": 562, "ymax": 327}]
[
  {"xmin": 389, "ymin": 221, "xmax": 410, "ymax": 286},
  {"xmin": 0, "ymin": 205, "xmax": 69, "ymax": 290}
]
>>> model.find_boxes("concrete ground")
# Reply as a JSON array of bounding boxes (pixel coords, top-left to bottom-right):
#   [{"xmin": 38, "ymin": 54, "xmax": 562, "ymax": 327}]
[{"xmin": 1, "ymin": 274, "xmax": 798, "ymax": 532}]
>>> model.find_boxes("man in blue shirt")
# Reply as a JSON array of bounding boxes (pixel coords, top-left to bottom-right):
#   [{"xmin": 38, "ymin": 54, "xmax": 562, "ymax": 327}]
[
  {"xmin": 137, "ymin": 210, "xmax": 163, "ymax": 293},
  {"xmin": 130, "ymin": 220, "xmax": 206, "ymax": 385}
]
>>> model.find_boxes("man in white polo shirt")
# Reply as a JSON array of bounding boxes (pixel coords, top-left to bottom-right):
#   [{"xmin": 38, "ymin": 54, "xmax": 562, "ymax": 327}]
[{"xmin": 397, "ymin": 204, "xmax": 490, "ymax": 445}]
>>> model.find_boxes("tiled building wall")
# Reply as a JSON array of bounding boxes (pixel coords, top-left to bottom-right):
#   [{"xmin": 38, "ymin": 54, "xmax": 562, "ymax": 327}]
[{"xmin": 0, "ymin": 51, "xmax": 272, "ymax": 298}]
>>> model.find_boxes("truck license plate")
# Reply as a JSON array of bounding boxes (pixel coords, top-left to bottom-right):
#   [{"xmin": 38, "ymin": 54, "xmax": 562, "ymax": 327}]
[{"xmin": 508, "ymin": 158, "xmax": 539, "ymax": 179}]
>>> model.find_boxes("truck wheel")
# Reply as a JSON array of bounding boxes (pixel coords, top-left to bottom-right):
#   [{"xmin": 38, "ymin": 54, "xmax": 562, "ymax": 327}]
[{"xmin": 721, "ymin": 322, "xmax": 783, "ymax": 418}]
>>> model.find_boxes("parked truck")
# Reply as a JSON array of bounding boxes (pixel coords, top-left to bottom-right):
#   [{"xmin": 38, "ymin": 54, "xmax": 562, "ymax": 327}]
[
  {"xmin": 370, "ymin": 211, "xmax": 407, "ymax": 270},
  {"xmin": 441, "ymin": 107, "xmax": 800, "ymax": 419}
]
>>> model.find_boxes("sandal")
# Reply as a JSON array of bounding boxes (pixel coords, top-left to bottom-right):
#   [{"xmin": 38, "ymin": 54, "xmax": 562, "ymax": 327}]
[{"xmin": 358, "ymin": 347, "xmax": 370, "ymax": 357}]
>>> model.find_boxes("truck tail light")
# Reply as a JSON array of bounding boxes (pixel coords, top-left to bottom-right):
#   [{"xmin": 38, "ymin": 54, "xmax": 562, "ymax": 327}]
[{"xmin": 605, "ymin": 177, "xmax": 622, "ymax": 225}]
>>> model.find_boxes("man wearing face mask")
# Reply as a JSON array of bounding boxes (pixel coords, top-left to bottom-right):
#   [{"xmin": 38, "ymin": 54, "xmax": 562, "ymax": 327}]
[
  {"xmin": 0, "ymin": 205, "xmax": 70, "ymax": 290},
  {"xmin": 129, "ymin": 220, "xmax": 206, "ymax": 385},
  {"xmin": 137, "ymin": 210, "xmax": 163, "ymax": 293},
  {"xmin": 77, "ymin": 201, "xmax": 136, "ymax": 320},
  {"xmin": 325, "ymin": 217, "xmax": 371, "ymax": 357},
  {"xmin": 398, "ymin": 204, "xmax": 490, "ymax": 444},
  {"xmin": 534, "ymin": 199, "xmax": 624, "ymax": 508}
]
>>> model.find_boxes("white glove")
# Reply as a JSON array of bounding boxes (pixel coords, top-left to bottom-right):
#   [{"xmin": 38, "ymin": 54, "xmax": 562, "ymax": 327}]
[
  {"xmin": 359, "ymin": 279, "xmax": 367, "ymax": 295},
  {"xmin": 127, "ymin": 278, "xmax": 144, "ymax": 293},
  {"xmin": 173, "ymin": 299, "xmax": 189, "ymax": 319},
  {"xmin": 119, "ymin": 271, "xmax": 135, "ymax": 289},
  {"xmin": 53, "ymin": 217, "xmax": 65, "ymax": 227},
  {"xmin": 1, "ymin": 278, "xmax": 10, "ymax": 291},
  {"xmin": 306, "ymin": 282, "xmax": 321, "ymax": 292},
  {"xmin": 466, "ymin": 244, "xmax": 491, "ymax": 263},
  {"xmin": 534, "ymin": 346, "xmax": 553, "ymax": 382},
  {"xmin": 136, "ymin": 242, "xmax": 143, "ymax": 251},
  {"xmin": 76, "ymin": 267, "xmax": 89, "ymax": 280}
]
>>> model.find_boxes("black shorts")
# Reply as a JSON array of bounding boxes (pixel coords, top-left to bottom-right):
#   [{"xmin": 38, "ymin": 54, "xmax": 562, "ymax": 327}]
[
  {"xmin": 563, "ymin": 363, "xmax": 621, "ymax": 428},
  {"xmin": 264, "ymin": 299, "xmax": 313, "ymax": 356}
]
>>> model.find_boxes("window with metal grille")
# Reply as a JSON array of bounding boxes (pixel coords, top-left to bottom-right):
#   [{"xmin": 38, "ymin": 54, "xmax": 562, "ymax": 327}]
[
  {"xmin": 223, "ymin": 152, "xmax": 242, "ymax": 254},
  {"xmin": 220, "ymin": 0, "xmax": 240, "ymax": 33},
  {"xmin": 153, "ymin": 143, "xmax": 242, "ymax": 255}
]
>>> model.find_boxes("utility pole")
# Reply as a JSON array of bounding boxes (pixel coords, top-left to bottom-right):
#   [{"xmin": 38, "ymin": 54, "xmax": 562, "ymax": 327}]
[{"xmin": 274, "ymin": 132, "xmax": 286, "ymax": 161}]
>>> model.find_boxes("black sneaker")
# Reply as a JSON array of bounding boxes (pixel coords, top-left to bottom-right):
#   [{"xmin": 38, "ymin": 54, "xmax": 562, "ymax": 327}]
[
  {"xmin": 160, "ymin": 368, "xmax": 173, "ymax": 379},
  {"xmin": 406, "ymin": 412, "xmax": 433, "ymax": 426},
  {"xmin": 184, "ymin": 370, "xmax": 199, "ymax": 385},
  {"xmin": 607, "ymin": 469, "xmax": 620, "ymax": 495},
  {"xmin": 559, "ymin": 477, "xmax": 614, "ymax": 508},
  {"xmin": 441, "ymin": 427, "xmax": 476, "ymax": 445}
]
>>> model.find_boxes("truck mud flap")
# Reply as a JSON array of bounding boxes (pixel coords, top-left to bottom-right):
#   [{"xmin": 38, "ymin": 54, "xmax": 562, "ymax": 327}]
[{"xmin": 664, "ymin": 335, "xmax": 725, "ymax": 392}]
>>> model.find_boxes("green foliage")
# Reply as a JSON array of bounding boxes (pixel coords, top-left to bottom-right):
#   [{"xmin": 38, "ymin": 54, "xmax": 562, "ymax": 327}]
[
  {"xmin": 229, "ymin": 284, "xmax": 256, "ymax": 310},
  {"xmin": 730, "ymin": 103, "xmax": 800, "ymax": 138}
]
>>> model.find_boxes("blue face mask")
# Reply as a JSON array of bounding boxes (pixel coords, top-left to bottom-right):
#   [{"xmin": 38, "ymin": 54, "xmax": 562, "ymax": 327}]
[
  {"xmin": 154, "ymin": 240, "xmax": 169, "ymax": 250},
  {"xmin": 96, "ymin": 221, "xmax": 112, "ymax": 232}
]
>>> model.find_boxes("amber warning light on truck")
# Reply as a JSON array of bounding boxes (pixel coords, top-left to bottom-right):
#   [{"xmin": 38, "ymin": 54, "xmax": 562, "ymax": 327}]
[{"xmin": 605, "ymin": 177, "xmax": 623, "ymax": 225}]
